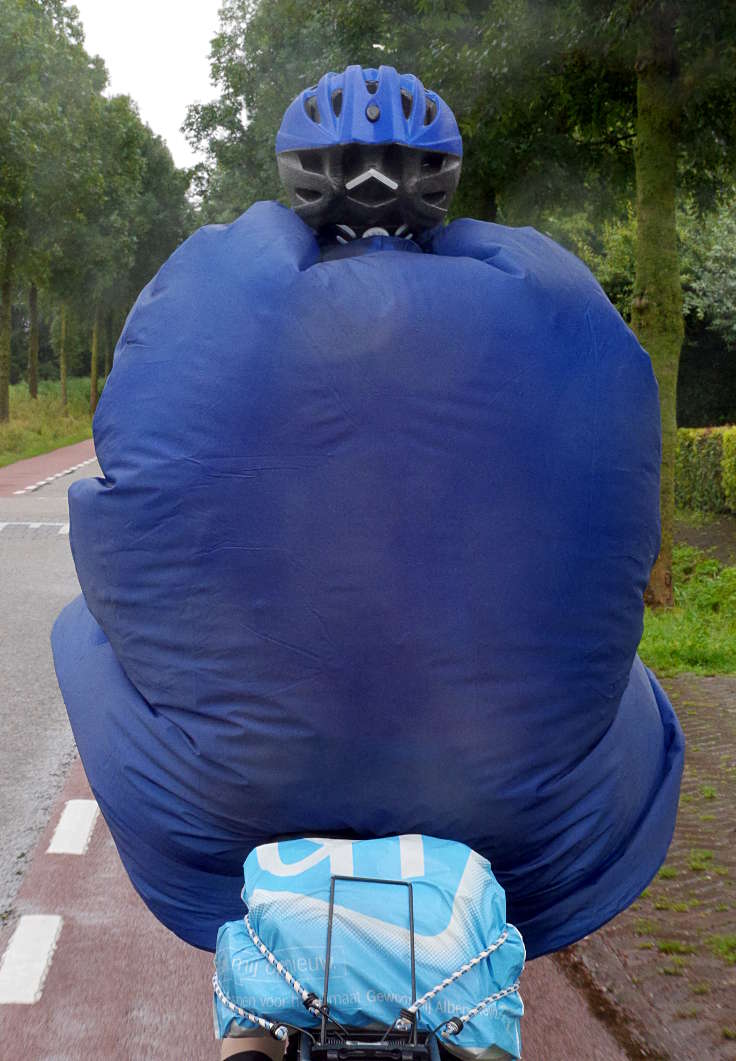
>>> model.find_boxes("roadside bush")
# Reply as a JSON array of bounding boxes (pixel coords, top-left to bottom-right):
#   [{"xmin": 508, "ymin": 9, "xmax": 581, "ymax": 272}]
[
  {"xmin": 675, "ymin": 426, "xmax": 736, "ymax": 514},
  {"xmin": 721, "ymin": 428, "xmax": 736, "ymax": 512}
]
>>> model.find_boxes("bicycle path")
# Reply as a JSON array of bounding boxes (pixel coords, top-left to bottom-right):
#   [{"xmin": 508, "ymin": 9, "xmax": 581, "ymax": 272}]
[
  {"xmin": 0, "ymin": 759, "xmax": 214, "ymax": 1059},
  {"xmin": 0, "ymin": 761, "xmax": 631, "ymax": 1060},
  {"xmin": 0, "ymin": 438, "xmax": 95, "ymax": 497}
]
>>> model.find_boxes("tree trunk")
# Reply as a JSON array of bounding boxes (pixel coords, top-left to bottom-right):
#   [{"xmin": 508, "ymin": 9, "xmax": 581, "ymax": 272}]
[
  {"xmin": 90, "ymin": 306, "xmax": 100, "ymax": 414},
  {"xmin": 0, "ymin": 255, "xmax": 12, "ymax": 423},
  {"xmin": 59, "ymin": 304, "xmax": 68, "ymax": 406},
  {"xmin": 28, "ymin": 283, "xmax": 39, "ymax": 398},
  {"xmin": 630, "ymin": 3, "xmax": 683, "ymax": 609},
  {"xmin": 104, "ymin": 310, "xmax": 113, "ymax": 377}
]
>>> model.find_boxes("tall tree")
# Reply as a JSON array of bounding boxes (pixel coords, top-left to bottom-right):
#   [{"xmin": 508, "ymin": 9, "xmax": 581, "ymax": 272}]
[
  {"xmin": 0, "ymin": 0, "xmax": 100, "ymax": 417},
  {"xmin": 1, "ymin": 0, "xmax": 192, "ymax": 416},
  {"xmin": 0, "ymin": 0, "xmax": 49, "ymax": 418},
  {"xmin": 124, "ymin": 131, "xmax": 193, "ymax": 306},
  {"xmin": 628, "ymin": 3, "xmax": 684, "ymax": 606},
  {"xmin": 27, "ymin": 283, "xmax": 39, "ymax": 397}
]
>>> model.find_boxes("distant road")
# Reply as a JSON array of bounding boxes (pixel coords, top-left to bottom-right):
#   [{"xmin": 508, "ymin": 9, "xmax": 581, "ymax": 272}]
[{"xmin": 0, "ymin": 439, "xmax": 97, "ymax": 917}]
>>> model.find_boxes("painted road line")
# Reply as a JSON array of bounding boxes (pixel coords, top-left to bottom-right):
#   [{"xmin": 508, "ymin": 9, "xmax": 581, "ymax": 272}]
[
  {"xmin": 0, "ymin": 522, "xmax": 68, "ymax": 532},
  {"xmin": 47, "ymin": 800, "xmax": 99, "ymax": 855},
  {"xmin": 10, "ymin": 456, "xmax": 97, "ymax": 496},
  {"xmin": 0, "ymin": 915, "xmax": 63, "ymax": 1004}
]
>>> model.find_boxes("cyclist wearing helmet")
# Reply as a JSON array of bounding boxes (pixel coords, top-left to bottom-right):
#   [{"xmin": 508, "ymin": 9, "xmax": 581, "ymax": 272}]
[{"xmin": 52, "ymin": 62, "xmax": 682, "ymax": 1061}]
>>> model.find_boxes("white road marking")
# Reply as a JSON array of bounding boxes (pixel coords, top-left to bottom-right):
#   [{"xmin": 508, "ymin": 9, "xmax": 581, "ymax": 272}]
[
  {"xmin": 0, "ymin": 915, "xmax": 63, "ymax": 1004},
  {"xmin": 0, "ymin": 522, "xmax": 68, "ymax": 532},
  {"xmin": 9, "ymin": 456, "xmax": 96, "ymax": 496},
  {"xmin": 47, "ymin": 800, "xmax": 99, "ymax": 855}
]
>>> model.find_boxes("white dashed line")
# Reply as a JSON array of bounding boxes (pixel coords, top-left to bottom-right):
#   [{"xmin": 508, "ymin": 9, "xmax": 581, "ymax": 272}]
[
  {"xmin": 0, "ymin": 522, "xmax": 68, "ymax": 532},
  {"xmin": 10, "ymin": 456, "xmax": 96, "ymax": 496},
  {"xmin": 0, "ymin": 915, "xmax": 63, "ymax": 1004},
  {"xmin": 47, "ymin": 800, "xmax": 99, "ymax": 855}
]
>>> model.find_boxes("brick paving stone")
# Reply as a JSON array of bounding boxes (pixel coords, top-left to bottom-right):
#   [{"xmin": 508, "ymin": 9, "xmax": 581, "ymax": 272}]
[{"xmin": 569, "ymin": 675, "xmax": 736, "ymax": 1060}]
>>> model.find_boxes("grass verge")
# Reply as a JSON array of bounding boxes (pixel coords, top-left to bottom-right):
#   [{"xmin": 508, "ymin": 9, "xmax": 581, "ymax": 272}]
[
  {"xmin": 0, "ymin": 379, "xmax": 93, "ymax": 468},
  {"xmin": 639, "ymin": 545, "xmax": 736, "ymax": 675}
]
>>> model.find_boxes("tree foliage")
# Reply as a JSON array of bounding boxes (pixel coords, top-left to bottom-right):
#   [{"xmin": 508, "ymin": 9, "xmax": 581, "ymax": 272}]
[
  {"xmin": 685, "ymin": 195, "xmax": 736, "ymax": 346},
  {"xmin": 0, "ymin": 0, "xmax": 193, "ymax": 418}
]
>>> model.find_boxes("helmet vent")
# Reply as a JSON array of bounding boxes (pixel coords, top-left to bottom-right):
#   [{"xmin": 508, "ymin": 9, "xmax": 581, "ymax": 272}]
[
  {"xmin": 424, "ymin": 97, "xmax": 438, "ymax": 125},
  {"xmin": 421, "ymin": 152, "xmax": 444, "ymax": 174},
  {"xmin": 401, "ymin": 89, "xmax": 413, "ymax": 119},
  {"xmin": 298, "ymin": 152, "xmax": 323, "ymax": 173},
  {"xmin": 365, "ymin": 80, "xmax": 378, "ymax": 94},
  {"xmin": 304, "ymin": 96, "xmax": 321, "ymax": 124},
  {"xmin": 296, "ymin": 187, "xmax": 322, "ymax": 203},
  {"xmin": 331, "ymin": 89, "xmax": 343, "ymax": 117}
]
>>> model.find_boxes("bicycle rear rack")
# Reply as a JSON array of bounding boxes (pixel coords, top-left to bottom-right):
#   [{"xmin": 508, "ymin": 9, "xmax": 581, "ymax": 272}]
[{"xmin": 297, "ymin": 874, "xmax": 440, "ymax": 1061}]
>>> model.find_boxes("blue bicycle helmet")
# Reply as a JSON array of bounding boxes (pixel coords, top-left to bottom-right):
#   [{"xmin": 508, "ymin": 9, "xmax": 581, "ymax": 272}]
[{"xmin": 276, "ymin": 65, "xmax": 462, "ymax": 237}]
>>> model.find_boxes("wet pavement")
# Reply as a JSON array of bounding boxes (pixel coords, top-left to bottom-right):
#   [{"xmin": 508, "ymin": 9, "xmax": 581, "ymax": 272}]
[
  {"xmin": 569, "ymin": 675, "xmax": 736, "ymax": 1059},
  {"xmin": 0, "ymin": 444, "xmax": 99, "ymax": 924}
]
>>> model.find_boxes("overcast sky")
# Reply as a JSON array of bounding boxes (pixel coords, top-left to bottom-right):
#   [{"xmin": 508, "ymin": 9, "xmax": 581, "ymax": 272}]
[{"xmin": 72, "ymin": 0, "xmax": 224, "ymax": 169}]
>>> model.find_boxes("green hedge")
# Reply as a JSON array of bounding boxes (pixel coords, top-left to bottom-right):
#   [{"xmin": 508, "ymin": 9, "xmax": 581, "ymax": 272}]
[{"xmin": 675, "ymin": 426, "xmax": 736, "ymax": 513}]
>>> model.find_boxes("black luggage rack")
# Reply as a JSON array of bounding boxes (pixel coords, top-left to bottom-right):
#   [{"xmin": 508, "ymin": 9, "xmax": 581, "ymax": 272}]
[{"xmin": 296, "ymin": 875, "xmax": 441, "ymax": 1061}]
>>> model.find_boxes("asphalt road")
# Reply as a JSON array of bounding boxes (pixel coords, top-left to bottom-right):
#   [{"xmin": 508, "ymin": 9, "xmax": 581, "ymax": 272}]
[{"xmin": 0, "ymin": 445, "xmax": 99, "ymax": 921}]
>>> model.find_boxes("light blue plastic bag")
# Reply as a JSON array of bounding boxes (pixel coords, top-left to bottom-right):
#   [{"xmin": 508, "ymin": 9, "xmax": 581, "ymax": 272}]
[{"xmin": 214, "ymin": 835, "xmax": 524, "ymax": 1060}]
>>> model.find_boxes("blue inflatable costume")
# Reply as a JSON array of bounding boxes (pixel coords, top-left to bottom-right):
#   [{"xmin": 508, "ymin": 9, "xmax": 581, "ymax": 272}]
[{"xmin": 52, "ymin": 66, "xmax": 683, "ymax": 961}]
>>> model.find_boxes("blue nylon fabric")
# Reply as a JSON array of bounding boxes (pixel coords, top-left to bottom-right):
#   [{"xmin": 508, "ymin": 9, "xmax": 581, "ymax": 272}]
[{"xmin": 51, "ymin": 201, "xmax": 684, "ymax": 958}]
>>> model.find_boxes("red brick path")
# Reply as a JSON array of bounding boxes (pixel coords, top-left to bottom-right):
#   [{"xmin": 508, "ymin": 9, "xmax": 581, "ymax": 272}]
[{"xmin": 570, "ymin": 675, "xmax": 736, "ymax": 1060}]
